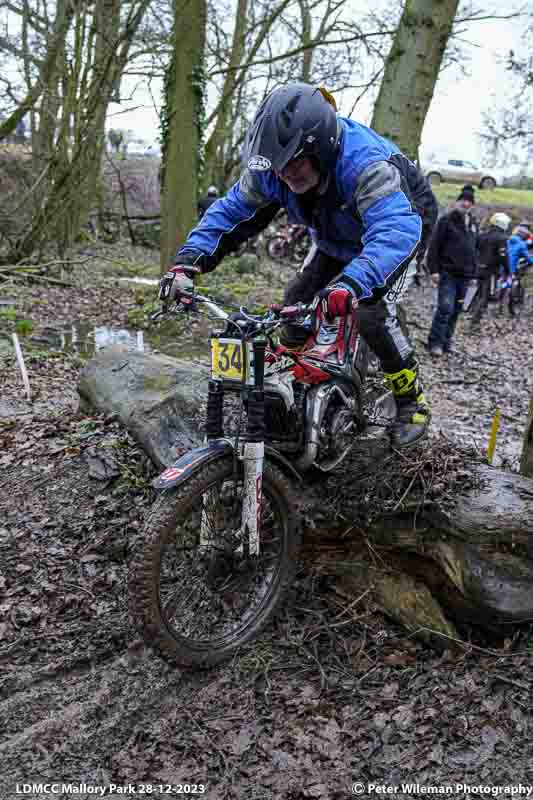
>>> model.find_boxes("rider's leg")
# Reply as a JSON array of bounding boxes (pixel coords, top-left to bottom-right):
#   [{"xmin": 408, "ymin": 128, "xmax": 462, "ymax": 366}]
[{"xmin": 358, "ymin": 299, "xmax": 430, "ymax": 449}]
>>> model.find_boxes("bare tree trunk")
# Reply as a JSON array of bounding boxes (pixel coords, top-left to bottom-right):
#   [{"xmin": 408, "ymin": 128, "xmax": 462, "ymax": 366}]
[
  {"xmin": 521, "ymin": 391, "xmax": 533, "ymax": 478},
  {"xmin": 298, "ymin": 0, "xmax": 313, "ymax": 82},
  {"xmin": 160, "ymin": 0, "xmax": 207, "ymax": 271},
  {"xmin": 203, "ymin": 0, "xmax": 248, "ymax": 190},
  {"xmin": 0, "ymin": 0, "xmax": 74, "ymax": 143},
  {"xmin": 370, "ymin": 0, "xmax": 460, "ymax": 162},
  {"xmin": 12, "ymin": 0, "xmax": 150, "ymax": 260}
]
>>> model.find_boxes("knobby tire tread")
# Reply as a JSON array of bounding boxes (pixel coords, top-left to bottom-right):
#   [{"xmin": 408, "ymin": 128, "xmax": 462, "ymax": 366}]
[{"xmin": 129, "ymin": 455, "xmax": 300, "ymax": 669}]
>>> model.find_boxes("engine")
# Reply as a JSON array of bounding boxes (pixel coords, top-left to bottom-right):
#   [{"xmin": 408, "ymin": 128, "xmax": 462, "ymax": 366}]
[{"xmin": 262, "ymin": 374, "xmax": 359, "ymax": 471}]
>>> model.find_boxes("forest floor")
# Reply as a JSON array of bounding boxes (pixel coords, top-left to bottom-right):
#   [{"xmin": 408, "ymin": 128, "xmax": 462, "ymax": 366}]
[{"xmin": 0, "ymin": 243, "xmax": 532, "ymax": 800}]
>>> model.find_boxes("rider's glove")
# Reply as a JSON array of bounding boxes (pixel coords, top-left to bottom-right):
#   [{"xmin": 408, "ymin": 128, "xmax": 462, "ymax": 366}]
[
  {"xmin": 317, "ymin": 286, "xmax": 357, "ymax": 319},
  {"xmin": 159, "ymin": 265, "xmax": 199, "ymax": 304}
]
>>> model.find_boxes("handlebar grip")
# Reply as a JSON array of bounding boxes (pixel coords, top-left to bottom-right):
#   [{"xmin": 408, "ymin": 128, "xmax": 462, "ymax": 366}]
[
  {"xmin": 269, "ymin": 302, "xmax": 310, "ymax": 318},
  {"xmin": 170, "ymin": 264, "xmax": 202, "ymax": 277}
]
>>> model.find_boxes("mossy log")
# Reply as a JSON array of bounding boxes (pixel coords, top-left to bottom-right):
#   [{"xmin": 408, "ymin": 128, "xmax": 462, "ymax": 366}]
[{"xmin": 78, "ymin": 346, "xmax": 533, "ymax": 645}]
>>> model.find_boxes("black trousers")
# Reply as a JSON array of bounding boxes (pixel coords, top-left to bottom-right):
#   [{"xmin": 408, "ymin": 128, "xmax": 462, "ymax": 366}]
[
  {"xmin": 283, "ymin": 249, "xmax": 415, "ymax": 373},
  {"xmin": 471, "ymin": 269, "xmax": 492, "ymax": 324}
]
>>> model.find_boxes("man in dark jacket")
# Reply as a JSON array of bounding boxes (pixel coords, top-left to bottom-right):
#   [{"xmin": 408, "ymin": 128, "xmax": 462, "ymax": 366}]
[
  {"xmin": 160, "ymin": 83, "xmax": 438, "ymax": 448},
  {"xmin": 427, "ymin": 184, "xmax": 479, "ymax": 356},
  {"xmin": 471, "ymin": 212, "xmax": 510, "ymax": 326}
]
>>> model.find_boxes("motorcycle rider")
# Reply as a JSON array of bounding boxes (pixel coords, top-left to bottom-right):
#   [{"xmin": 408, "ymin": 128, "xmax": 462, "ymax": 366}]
[{"xmin": 160, "ymin": 83, "xmax": 438, "ymax": 448}]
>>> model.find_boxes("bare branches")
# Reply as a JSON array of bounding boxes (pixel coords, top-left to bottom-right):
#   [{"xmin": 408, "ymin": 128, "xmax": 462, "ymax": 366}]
[{"xmin": 207, "ymin": 27, "xmax": 393, "ymax": 78}]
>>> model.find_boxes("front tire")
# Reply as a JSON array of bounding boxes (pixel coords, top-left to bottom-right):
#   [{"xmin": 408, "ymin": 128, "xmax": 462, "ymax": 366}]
[{"xmin": 129, "ymin": 455, "xmax": 299, "ymax": 668}]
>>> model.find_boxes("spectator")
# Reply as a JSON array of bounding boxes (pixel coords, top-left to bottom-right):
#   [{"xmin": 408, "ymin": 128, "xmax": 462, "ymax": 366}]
[
  {"xmin": 499, "ymin": 223, "xmax": 533, "ymax": 316},
  {"xmin": 427, "ymin": 184, "xmax": 479, "ymax": 357},
  {"xmin": 471, "ymin": 212, "xmax": 511, "ymax": 327},
  {"xmin": 197, "ymin": 185, "xmax": 219, "ymax": 220},
  {"xmin": 508, "ymin": 223, "xmax": 533, "ymax": 274},
  {"xmin": 15, "ymin": 118, "xmax": 26, "ymax": 144},
  {"xmin": 108, "ymin": 128, "xmax": 123, "ymax": 155}
]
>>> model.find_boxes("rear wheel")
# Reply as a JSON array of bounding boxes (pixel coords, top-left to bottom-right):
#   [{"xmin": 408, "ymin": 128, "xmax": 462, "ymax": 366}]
[
  {"xmin": 267, "ymin": 236, "xmax": 289, "ymax": 263},
  {"xmin": 480, "ymin": 176, "xmax": 496, "ymax": 190},
  {"xmin": 290, "ymin": 232, "xmax": 311, "ymax": 267},
  {"xmin": 427, "ymin": 172, "xmax": 442, "ymax": 186},
  {"xmin": 129, "ymin": 455, "xmax": 299, "ymax": 668}
]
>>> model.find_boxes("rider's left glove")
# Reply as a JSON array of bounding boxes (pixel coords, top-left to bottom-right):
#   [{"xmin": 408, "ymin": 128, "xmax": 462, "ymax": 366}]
[
  {"xmin": 159, "ymin": 265, "xmax": 199, "ymax": 305},
  {"xmin": 317, "ymin": 286, "xmax": 357, "ymax": 319}
]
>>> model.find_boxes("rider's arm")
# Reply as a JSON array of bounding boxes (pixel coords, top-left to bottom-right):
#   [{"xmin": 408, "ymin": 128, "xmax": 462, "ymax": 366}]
[
  {"xmin": 176, "ymin": 170, "xmax": 282, "ymax": 273},
  {"xmin": 334, "ymin": 160, "xmax": 423, "ymax": 300}
]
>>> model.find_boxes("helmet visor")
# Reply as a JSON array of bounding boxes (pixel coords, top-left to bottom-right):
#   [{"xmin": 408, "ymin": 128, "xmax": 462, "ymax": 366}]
[{"xmin": 247, "ymin": 130, "xmax": 304, "ymax": 174}]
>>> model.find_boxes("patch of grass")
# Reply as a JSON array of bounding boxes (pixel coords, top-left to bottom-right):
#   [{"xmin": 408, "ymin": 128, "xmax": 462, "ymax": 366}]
[
  {"xmin": 97, "ymin": 257, "xmax": 160, "ymax": 279},
  {"xmin": 134, "ymin": 286, "xmax": 158, "ymax": 306},
  {"xmin": 0, "ymin": 306, "xmax": 17, "ymax": 321},
  {"xmin": 14, "ymin": 319, "xmax": 33, "ymax": 336},
  {"xmin": 432, "ymin": 182, "xmax": 533, "ymax": 211},
  {"xmin": 127, "ymin": 300, "xmax": 160, "ymax": 328}
]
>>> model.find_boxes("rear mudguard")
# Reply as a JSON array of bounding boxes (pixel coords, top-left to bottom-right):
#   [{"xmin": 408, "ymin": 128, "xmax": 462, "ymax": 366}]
[{"xmin": 153, "ymin": 440, "xmax": 303, "ymax": 491}]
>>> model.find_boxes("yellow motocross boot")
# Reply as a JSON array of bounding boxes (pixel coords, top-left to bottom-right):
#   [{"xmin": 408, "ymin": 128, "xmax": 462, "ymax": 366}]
[{"xmin": 384, "ymin": 364, "xmax": 431, "ymax": 449}]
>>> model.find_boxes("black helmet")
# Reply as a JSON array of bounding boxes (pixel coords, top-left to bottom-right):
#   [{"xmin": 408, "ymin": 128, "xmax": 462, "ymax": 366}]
[{"xmin": 243, "ymin": 83, "xmax": 339, "ymax": 177}]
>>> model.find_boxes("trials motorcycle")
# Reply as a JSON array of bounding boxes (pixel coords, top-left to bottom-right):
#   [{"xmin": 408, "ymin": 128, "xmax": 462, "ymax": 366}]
[{"xmin": 129, "ymin": 288, "xmax": 395, "ymax": 668}]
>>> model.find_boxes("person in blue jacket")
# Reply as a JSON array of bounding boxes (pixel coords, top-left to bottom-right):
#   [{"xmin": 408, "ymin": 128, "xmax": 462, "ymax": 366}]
[
  {"xmin": 507, "ymin": 223, "xmax": 533, "ymax": 274},
  {"xmin": 499, "ymin": 223, "xmax": 533, "ymax": 316},
  {"xmin": 159, "ymin": 83, "xmax": 438, "ymax": 448}
]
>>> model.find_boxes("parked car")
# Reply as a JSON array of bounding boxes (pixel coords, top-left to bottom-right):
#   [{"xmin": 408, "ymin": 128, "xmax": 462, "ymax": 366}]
[
  {"xmin": 422, "ymin": 158, "xmax": 501, "ymax": 190},
  {"xmin": 144, "ymin": 144, "xmax": 162, "ymax": 158},
  {"xmin": 126, "ymin": 139, "xmax": 149, "ymax": 156}
]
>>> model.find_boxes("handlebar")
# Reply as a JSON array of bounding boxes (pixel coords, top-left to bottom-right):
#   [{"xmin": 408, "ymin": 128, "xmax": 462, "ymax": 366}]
[{"xmin": 152, "ymin": 290, "xmax": 312, "ymax": 329}]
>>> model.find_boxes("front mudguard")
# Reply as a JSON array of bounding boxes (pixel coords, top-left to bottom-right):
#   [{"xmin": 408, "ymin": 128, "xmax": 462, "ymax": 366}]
[{"xmin": 153, "ymin": 440, "xmax": 303, "ymax": 491}]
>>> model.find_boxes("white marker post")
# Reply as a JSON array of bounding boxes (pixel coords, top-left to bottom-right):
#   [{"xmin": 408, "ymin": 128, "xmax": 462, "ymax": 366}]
[{"xmin": 11, "ymin": 333, "xmax": 31, "ymax": 402}]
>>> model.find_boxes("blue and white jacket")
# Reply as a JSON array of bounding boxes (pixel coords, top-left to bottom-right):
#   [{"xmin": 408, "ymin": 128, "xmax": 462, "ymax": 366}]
[
  {"xmin": 507, "ymin": 235, "xmax": 533, "ymax": 275},
  {"xmin": 176, "ymin": 117, "xmax": 438, "ymax": 300}
]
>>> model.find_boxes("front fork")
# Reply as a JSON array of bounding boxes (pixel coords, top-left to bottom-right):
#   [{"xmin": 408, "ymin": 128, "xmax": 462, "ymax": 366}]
[
  {"xmin": 201, "ymin": 338, "xmax": 267, "ymax": 557},
  {"xmin": 200, "ymin": 440, "xmax": 264, "ymax": 555},
  {"xmin": 239, "ymin": 441, "xmax": 264, "ymax": 555}
]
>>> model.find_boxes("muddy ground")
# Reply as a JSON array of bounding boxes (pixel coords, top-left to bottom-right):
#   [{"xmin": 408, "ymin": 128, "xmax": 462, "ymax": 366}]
[{"xmin": 1, "ymin": 244, "xmax": 532, "ymax": 800}]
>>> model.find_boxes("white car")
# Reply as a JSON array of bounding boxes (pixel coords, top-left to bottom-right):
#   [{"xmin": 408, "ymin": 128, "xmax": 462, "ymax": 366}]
[
  {"xmin": 422, "ymin": 158, "xmax": 501, "ymax": 190},
  {"xmin": 126, "ymin": 139, "xmax": 149, "ymax": 156},
  {"xmin": 144, "ymin": 144, "xmax": 162, "ymax": 158}
]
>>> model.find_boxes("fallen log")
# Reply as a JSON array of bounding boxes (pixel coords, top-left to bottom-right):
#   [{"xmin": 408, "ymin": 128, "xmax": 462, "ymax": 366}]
[
  {"xmin": 78, "ymin": 345, "xmax": 208, "ymax": 468},
  {"xmin": 78, "ymin": 346, "xmax": 533, "ymax": 646}
]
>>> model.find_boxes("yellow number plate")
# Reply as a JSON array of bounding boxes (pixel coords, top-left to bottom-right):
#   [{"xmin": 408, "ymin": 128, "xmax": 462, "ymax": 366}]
[{"xmin": 211, "ymin": 338, "xmax": 247, "ymax": 382}]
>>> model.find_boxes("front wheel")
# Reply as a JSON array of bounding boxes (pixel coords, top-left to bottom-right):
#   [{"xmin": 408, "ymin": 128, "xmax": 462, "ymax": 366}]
[{"xmin": 129, "ymin": 455, "xmax": 299, "ymax": 668}]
